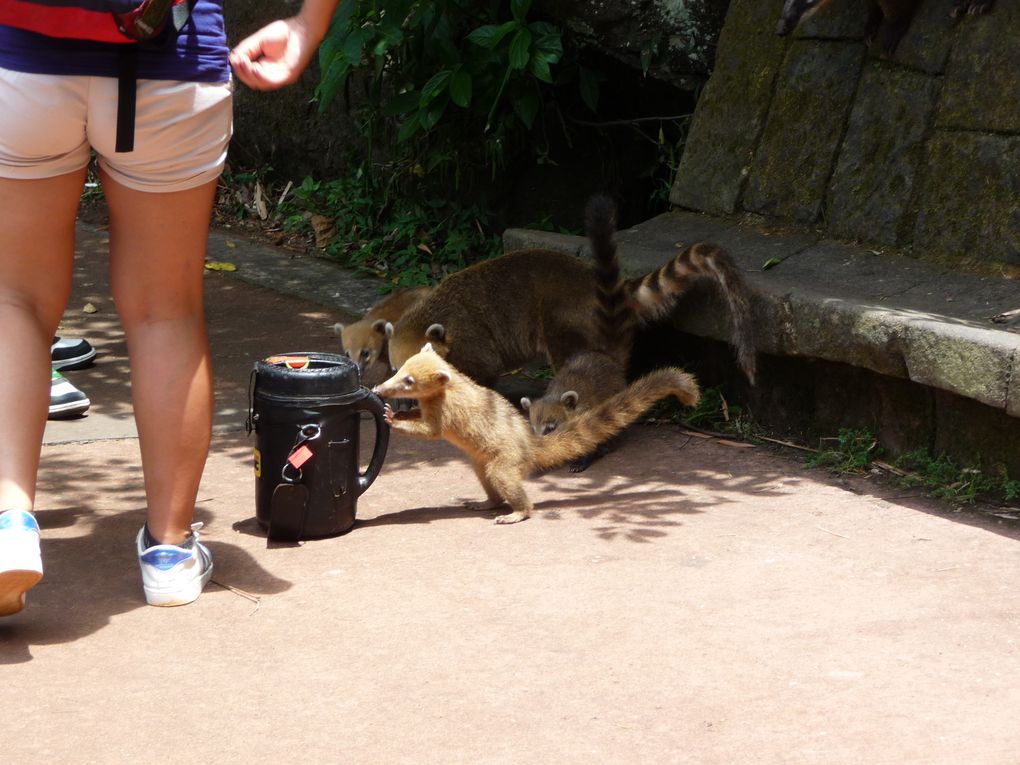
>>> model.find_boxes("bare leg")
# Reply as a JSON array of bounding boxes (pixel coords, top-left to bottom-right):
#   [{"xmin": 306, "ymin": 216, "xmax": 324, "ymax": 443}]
[
  {"xmin": 102, "ymin": 173, "xmax": 217, "ymax": 545},
  {"xmin": 0, "ymin": 171, "xmax": 85, "ymax": 511}
]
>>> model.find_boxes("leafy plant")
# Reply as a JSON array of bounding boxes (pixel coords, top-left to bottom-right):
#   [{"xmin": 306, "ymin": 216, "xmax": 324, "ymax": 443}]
[
  {"xmin": 895, "ymin": 450, "xmax": 1020, "ymax": 504},
  {"xmin": 316, "ymin": 0, "xmax": 590, "ymax": 184},
  {"xmin": 806, "ymin": 428, "xmax": 880, "ymax": 474}
]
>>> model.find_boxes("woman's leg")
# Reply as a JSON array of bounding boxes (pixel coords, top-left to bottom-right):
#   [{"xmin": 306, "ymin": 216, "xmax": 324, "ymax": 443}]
[
  {"xmin": 0, "ymin": 171, "xmax": 85, "ymax": 511},
  {"xmin": 102, "ymin": 174, "xmax": 218, "ymax": 546}
]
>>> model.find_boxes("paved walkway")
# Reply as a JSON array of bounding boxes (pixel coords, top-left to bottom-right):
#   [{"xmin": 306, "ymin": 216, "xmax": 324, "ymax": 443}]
[{"xmin": 3, "ymin": 224, "xmax": 1019, "ymax": 764}]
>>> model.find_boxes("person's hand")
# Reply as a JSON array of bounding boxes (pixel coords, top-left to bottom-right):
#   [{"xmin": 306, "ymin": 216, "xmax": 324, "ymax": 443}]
[{"xmin": 229, "ymin": 17, "xmax": 321, "ymax": 91}]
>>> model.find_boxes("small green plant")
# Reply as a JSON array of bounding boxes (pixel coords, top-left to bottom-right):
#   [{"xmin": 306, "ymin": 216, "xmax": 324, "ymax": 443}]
[
  {"xmin": 278, "ymin": 168, "xmax": 502, "ymax": 286},
  {"xmin": 645, "ymin": 385, "xmax": 749, "ymax": 436},
  {"xmin": 895, "ymin": 450, "xmax": 1020, "ymax": 504},
  {"xmin": 806, "ymin": 428, "xmax": 880, "ymax": 474}
]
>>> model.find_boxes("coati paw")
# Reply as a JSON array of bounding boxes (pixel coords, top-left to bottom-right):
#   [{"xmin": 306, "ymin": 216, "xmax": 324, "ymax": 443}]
[
  {"xmin": 494, "ymin": 510, "xmax": 529, "ymax": 524},
  {"xmin": 952, "ymin": 0, "xmax": 993, "ymax": 17},
  {"xmin": 383, "ymin": 404, "xmax": 395, "ymax": 425}
]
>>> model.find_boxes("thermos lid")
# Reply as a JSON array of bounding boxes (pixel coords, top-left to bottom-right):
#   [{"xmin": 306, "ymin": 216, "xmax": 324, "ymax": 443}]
[{"xmin": 254, "ymin": 352, "xmax": 363, "ymax": 398}]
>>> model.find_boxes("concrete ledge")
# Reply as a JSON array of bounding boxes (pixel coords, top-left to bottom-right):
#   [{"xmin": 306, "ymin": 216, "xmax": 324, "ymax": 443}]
[{"xmin": 504, "ymin": 210, "xmax": 1020, "ymax": 419}]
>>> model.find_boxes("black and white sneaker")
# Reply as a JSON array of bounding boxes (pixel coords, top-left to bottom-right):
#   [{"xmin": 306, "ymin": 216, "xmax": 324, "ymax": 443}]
[
  {"xmin": 51, "ymin": 336, "xmax": 96, "ymax": 371},
  {"xmin": 49, "ymin": 369, "xmax": 90, "ymax": 419}
]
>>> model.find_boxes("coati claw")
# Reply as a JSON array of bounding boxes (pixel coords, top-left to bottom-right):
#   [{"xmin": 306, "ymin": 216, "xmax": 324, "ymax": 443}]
[{"xmin": 494, "ymin": 511, "xmax": 529, "ymax": 524}]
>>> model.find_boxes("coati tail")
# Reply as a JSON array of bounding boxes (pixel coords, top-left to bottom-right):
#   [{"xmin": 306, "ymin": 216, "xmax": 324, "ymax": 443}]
[
  {"xmin": 586, "ymin": 194, "xmax": 634, "ymax": 360},
  {"xmin": 627, "ymin": 242, "xmax": 758, "ymax": 385},
  {"xmin": 529, "ymin": 367, "xmax": 701, "ymax": 471}
]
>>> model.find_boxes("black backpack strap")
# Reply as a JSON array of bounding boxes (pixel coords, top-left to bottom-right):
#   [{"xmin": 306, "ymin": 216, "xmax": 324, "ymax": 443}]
[
  {"xmin": 112, "ymin": 0, "xmax": 197, "ymax": 154},
  {"xmin": 115, "ymin": 44, "xmax": 138, "ymax": 153}
]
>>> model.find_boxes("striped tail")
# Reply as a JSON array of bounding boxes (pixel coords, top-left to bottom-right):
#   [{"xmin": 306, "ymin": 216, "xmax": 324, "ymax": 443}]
[
  {"xmin": 626, "ymin": 242, "xmax": 757, "ymax": 384},
  {"xmin": 586, "ymin": 194, "xmax": 635, "ymax": 362},
  {"xmin": 529, "ymin": 367, "xmax": 701, "ymax": 471}
]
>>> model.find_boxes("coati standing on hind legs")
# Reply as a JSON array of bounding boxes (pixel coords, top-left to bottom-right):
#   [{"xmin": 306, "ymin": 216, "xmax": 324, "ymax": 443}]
[
  {"xmin": 522, "ymin": 197, "xmax": 757, "ymax": 471},
  {"xmin": 373, "ymin": 344, "xmax": 701, "ymax": 524}
]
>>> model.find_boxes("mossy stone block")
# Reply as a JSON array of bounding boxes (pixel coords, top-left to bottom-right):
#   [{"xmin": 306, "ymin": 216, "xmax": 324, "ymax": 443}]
[
  {"xmin": 826, "ymin": 64, "xmax": 940, "ymax": 245},
  {"xmin": 744, "ymin": 40, "xmax": 865, "ymax": 223},
  {"xmin": 671, "ymin": 29, "xmax": 787, "ymax": 215},
  {"xmin": 938, "ymin": 1, "xmax": 1020, "ymax": 131},
  {"xmin": 793, "ymin": 0, "xmax": 869, "ymax": 39},
  {"xmin": 891, "ymin": 0, "xmax": 955, "ymax": 75},
  {"xmin": 724, "ymin": 0, "xmax": 789, "ymax": 36},
  {"xmin": 913, "ymin": 132, "xmax": 1020, "ymax": 268}
]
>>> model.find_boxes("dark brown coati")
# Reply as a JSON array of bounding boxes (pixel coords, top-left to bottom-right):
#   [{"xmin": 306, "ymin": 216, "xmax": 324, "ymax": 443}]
[
  {"xmin": 373, "ymin": 344, "xmax": 701, "ymax": 524},
  {"xmin": 337, "ymin": 286, "xmax": 431, "ymax": 386},
  {"xmin": 523, "ymin": 244, "xmax": 756, "ymax": 448},
  {"xmin": 775, "ymin": 0, "xmax": 923, "ymax": 55},
  {"xmin": 386, "ymin": 203, "xmax": 757, "ymax": 389}
]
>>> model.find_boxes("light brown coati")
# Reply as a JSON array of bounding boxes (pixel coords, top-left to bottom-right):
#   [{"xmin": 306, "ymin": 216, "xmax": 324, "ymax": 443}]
[
  {"xmin": 336, "ymin": 286, "xmax": 431, "ymax": 386},
  {"xmin": 775, "ymin": 0, "xmax": 923, "ymax": 55},
  {"xmin": 385, "ymin": 203, "xmax": 757, "ymax": 388},
  {"xmin": 373, "ymin": 344, "xmax": 701, "ymax": 524}
]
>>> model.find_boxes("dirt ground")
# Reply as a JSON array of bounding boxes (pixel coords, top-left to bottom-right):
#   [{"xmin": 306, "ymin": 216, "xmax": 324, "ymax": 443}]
[{"xmin": 2, "ymin": 224, "xmax": 1019, "ymax": 764}]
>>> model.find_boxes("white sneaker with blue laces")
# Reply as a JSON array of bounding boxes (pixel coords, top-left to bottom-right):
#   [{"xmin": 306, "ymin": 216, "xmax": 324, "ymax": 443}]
[
  {"xmin": 136, "ymin": 522, "xmax": 213, "ymax": 607},
  {"xmin": 0, "ymin": 509, "xmax": 44, "ymax": 616}
]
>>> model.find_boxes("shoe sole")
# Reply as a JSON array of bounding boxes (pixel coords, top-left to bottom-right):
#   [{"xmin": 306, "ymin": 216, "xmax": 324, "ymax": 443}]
[
  {"xmin": 0, "ymin": 569, "xmax": 43, "ymax": 616},
  {"xmin": 52, "ymin": 349, "xmax": 97, "ymax": 371},
  {"xmin": 48, "ymin": 399, "xmax": 91, "ymax": 419},
  {"xmin": 143, "ymin": 562, "xmax": 214, "ymax": 607}
]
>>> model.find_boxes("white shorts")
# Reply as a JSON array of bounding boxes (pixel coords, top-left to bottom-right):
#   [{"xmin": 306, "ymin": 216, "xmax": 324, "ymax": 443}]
[{"xmin": 0, "ymin": 67, "xmax": 233, "ymax": 193}]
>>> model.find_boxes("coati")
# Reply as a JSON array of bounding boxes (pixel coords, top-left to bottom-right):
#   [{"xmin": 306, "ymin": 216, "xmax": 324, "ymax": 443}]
[
  {"xmin": 775, "ymin": 0, "xmax": 923, "ymax": 55},
  {"xmin": 385, "ymin": 203, "xmax": 757, "ymax": 389},
  {"xmin": 522, "ymin": 236, "xmax": 756, "ymax": 469},
  {"xmin": 336, "ymin": 286, "xmax": 431, "ymax": 386},
  {"xmin": 373, "ymin": 343, "xmax": 701, "ymax": 524},
  {"xmin": 521, "ymin": 194, "xmax": 633, "ymax": 472}
]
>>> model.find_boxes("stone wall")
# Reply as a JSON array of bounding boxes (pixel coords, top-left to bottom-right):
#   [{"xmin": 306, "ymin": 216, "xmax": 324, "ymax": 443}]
[{"xmin": 671, "ymin": 0, "xmax": 1020, "ymax": 273}]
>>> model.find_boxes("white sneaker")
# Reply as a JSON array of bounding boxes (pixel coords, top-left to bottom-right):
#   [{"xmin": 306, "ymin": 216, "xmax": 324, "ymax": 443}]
[
  {"xmin": 0, "ymin": 509, "xmax": 44, "ymax": 616},
  {"xmin": 136, "ymin": 522, "xmax": 213, "ymax": 607},
  {"xmin": 49, "ymin": 368, "xmax": 90, "ymax": 419}
]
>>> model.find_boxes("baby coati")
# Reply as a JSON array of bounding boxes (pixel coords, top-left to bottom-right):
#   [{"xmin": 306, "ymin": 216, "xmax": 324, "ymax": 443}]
[
  {"xmin": 521, "ymin": 194, "xmax": 633, "ymax": 472},
  {"xmin": 776, "ymin": 0, "xmax": 923, "ymax": 54},
  {"xmin": 337, "ymin": 286, "xmax": 431, "ymax": 386},
  {"xmin": 373, "ymin": 344, "xmax": 701, "ymax": 524},
  {"xmin": 386, "ymin": 203, "xmax": 757, "ymax": 389}
]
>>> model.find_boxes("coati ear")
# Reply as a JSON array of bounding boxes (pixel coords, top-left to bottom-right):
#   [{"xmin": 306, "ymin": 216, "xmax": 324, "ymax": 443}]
[
  {"xmin": 520, "ymin": 397, "xmax": 532, "ymax": 412},
  {"xmin": 421, "ymin": 342, "xmax": 434, "ymax": 353},
  {"xmin": 425, "ymin": 323, "xmax": 446, "ymax": 342},
  {"xmin": 436, "ymin": 371, "xmax": 451, "ymax": 385},
  {"xmin": 561, "ymin": 391, "xmax": 579, "ymax": 409},
  {"xmin": 332, "ymin": 322, "xmax": 345, "ymax": 336},
  {"xmin": 384, "ymin": 321, "xmax": 394, "ymax": 338},
  {"xmin": 371, "ymin": 319, "xmax": 388, "ymax": 335}
]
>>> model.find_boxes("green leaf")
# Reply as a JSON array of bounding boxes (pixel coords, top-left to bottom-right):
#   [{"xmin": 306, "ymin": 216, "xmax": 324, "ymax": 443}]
[
  {"xmin": 420, "ymin": 70, "xmax": 452, "ymax": 105},
  {"xmin": 528, "ymin": 51, "xmax": 555, "ymax": 83},
  {"xmin": 315, "ymin": 57, "xmax": 351, "ymax": 112},
  {"xmin": 449, "ymin": 69, "xmax": 473, "ymax": 108},
  {"xmin": 397, "ymin": 114, "xmax": 421, "ymax": 143},
  {"xmin": 761, "ymin": 257, "xmax": 782, "ymax": 271},
  {"xmin": 419, "ymin": 96, "xmax": 449, "ymax": 131},
  {"xmin": 513, "ymin": 88, "xmax": 539, "ymax": 129},
  {"xmin": 467, "ymin": 20, "xmax": 517, "ymax": 50},
  {"xmin": 508, "ymin": 28, "xmax": 532, "ymax": 70},
  {"xmin": 528, "ymin": 21, "xmax": 562, "ymax": 56},
  {"xmin": 511, "ymin": 0, "xmax": 532, "ymax": 22}
]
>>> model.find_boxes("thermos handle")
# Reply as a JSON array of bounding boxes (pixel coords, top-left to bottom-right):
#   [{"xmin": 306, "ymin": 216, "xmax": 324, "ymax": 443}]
[{"xmin": 354, "ymin": 390, "xmax": 389, "ymax": 496}]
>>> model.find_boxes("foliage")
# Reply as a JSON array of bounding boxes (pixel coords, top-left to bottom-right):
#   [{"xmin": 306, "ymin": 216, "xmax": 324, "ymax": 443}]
[
  {"xmin": 805, "ymin": 428, "xmax": 880, "ymax": 474},
  {"xmin": 279, "ymin": 168, "xmax": 503, "ymax": 287},
  {"xmin": 645, "ymin": 385, "xmax": 751, "ymax": 437},
  {"xmin": 894, "ymin": 450, "xmax": 1020, "ymax": 505},
  {"xmin": 316, "ymin": 0, "xmax": 595, "ymax": 184}
]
